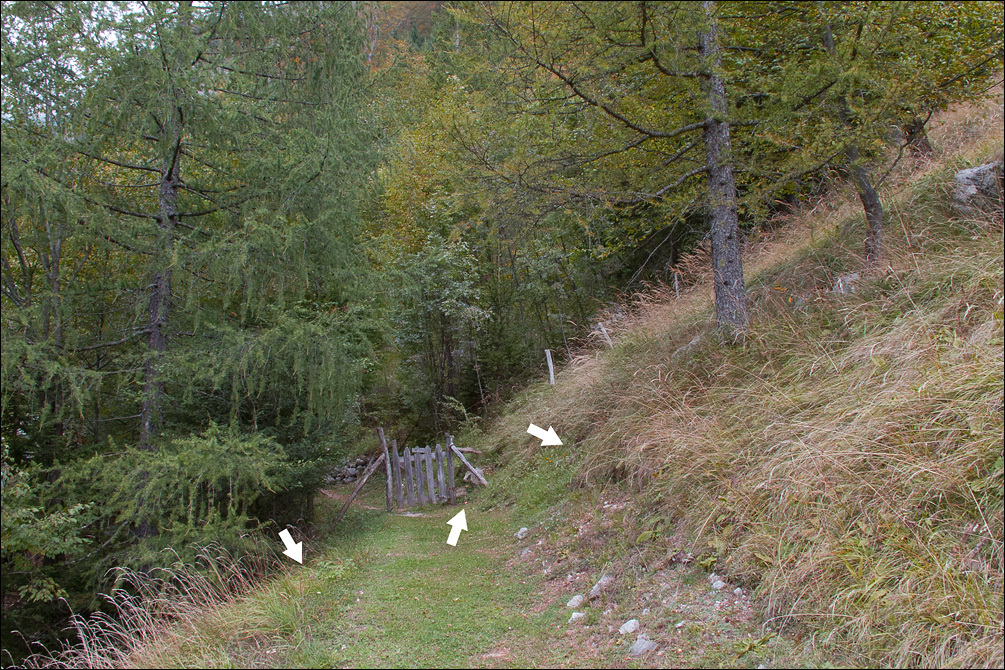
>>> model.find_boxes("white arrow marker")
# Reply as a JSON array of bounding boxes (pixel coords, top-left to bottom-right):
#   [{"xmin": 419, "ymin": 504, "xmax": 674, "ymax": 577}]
[
  {"xmin": 446, "ymin": 509, "xmax": 468, "ymax": 546},
  {"xmin": 527, "ymin": 423, "xmax": 563, "ymax": 446},
  {"xmin": 278, "ymin": 528, "xmax": 303, "ymax": 564}
]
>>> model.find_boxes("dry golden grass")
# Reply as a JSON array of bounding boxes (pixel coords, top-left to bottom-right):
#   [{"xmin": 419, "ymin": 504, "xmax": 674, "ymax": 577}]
[
  {"xmin": 480, "ymin": 92, "xmax": 1004, "ymax": 666},
  {"xmin": 21, "ymin": 542, "xmax": 288, "ymax": 669}
]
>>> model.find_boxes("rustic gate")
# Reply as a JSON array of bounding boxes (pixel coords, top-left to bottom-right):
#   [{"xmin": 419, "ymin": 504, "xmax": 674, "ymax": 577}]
[
  {"xmin": 331, "ymin": 429, "xmax": 487, "ymax": 526},
  {"xmin": 385, "ymin": 433, "xmax": 487, "ymax": 509}
]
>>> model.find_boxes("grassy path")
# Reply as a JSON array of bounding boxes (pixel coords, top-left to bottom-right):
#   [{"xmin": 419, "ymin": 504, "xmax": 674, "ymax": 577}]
[{"xmin": 275, "ymin": 487, "xmax": 602, "ymax": 668}]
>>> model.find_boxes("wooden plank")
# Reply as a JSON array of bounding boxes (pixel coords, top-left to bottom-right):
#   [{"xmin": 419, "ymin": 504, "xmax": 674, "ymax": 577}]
[
  {"xmin": 403, "ymin": 447, "xmax": 416, "ymax": 507},
  {"xmin": 416, "ymin": 447, "xmax": 427, "ymax": 506},
  {"xmin": 446, "ymin": 436, "xmax": 456, "ymax": 504},
  {"xmin": 435, "ymin": 444, "xmax": 446, "ymax": 503},
  {"xmin": 424, "ymin": 445, "xmax": 435, "ymax": 504},
  {"xmin": 378, "ymin": 427, "xmax": 392, "ymax": 512},
  {"xmin": 545, "ymin": 348, "xmax": 555, "ymax": 384},
  {"xmin": 450, "ymin": 444, "xmax": 488, "ymax": 486},
  {"xmin": 392, "ymin": 440, "xmax": 404, "ymax": 509},
  {"xmin": 332, "ymin": 453, "xmax": 385, "ymax": 527}
]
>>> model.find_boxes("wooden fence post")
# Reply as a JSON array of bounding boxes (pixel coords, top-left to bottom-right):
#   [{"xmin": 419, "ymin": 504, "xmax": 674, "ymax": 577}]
[
  {"xmin": 378, "ymin": 427, "xmax": 392, "ymax": 512},
  {"xmin": 598, "ymin": 322, "xmax": 614, "ymax": 349},
  {"xmin": 403, "ymin": 446, "xmax": 416, "ymax": 506},
  {"xmin": 424, "ymin": 446, "xmax": 435, "ymax": 504},
  {"xmin": 545, "ymin": 348, "xmax": 555, "ymax": 385},
  {"xmin": 450, "ymin": 444, "xmax": 488, "ymax": 486},
  {"xmin": 435, "ymin": 444, "xmax": 447, "ymax": 503},
  {"xmin": 332, "ymin": 453, "xmax": 386, "ymax": 528},
  {"xmin": 415, "ymin": 448, "xmax": 426, "ymax": 506},
  {"xmin": 446, "ymin": 435, "xmax": 456, "ymax": 504},
  {"xmin": 392, "ymin": 440, "xmax": 404, "ymax": 509}
]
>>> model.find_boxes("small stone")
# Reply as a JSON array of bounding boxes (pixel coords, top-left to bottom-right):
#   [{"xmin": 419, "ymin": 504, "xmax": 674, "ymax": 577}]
[
  {"xmin": 832, "ymin": 272, "xmax": 861, "ymax": 294},
  {"xmin": 520, "ymin": 548, "xmax": 533, "ymax": 559},
  {"xmin": 569, "ymin": 612, "xmax": 586, "ymax": 623},
  {"xmin": 675, "ymin": 620, "xmax": 686, "ymax": 629},
  {"xmin": 566, "ymin": 595, "xmax": 585, "ymax": 608},
  {"xmin": 619, "ymin": 619, "xmax": 639, "ymax": 635},
  {"xmin": 629, "ymin": 634, "xmax": 659, "ymax": 656},
  {"xmin": 707, "ymin": 572, "xmax": 719, "ymax": 583},
  {"xmin": 712, "ymin": 580, "xmax": 727, "ymax": 590},
  {"xmin": 642, "ymin": 607, "xmax": 650, "ymax": 616},
  {"xmin": 515, "ymin": 527, "xmax": 529, "ymax": 540},
  {"xmin": 589, "ymin": 574, "xmax": 614, "ymax": 599},
  {"xmin": 733, "ymin": 587, "xmax": 743, "ymax": 597}
]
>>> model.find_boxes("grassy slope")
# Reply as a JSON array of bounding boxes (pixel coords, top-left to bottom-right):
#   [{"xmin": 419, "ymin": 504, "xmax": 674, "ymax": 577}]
[{"xmin": 32, "ymin": 100, "xmax": 1003, "ymax": 669}]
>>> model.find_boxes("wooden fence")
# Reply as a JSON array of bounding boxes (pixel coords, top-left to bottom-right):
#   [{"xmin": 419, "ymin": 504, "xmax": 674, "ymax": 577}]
[
  {"xmin": 332, "ymin": 429, "xmax": 486, "ymax": 526},
  {"xmin": 385, "ymin": 433, "xmax": 487, "ymax": 509}
]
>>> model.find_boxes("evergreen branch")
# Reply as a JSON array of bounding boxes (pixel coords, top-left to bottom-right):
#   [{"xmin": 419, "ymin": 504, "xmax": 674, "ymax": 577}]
[
  {"xmin": 483, "ymin": 5, "xmax": 706, "ymax": 141},
  {"xmin": 71, "ymin": 330, "xmax": 150, "ymax": 352}
]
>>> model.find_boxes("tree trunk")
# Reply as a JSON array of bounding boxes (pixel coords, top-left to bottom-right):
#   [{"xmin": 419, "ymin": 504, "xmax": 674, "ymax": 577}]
[
  {"xmin": 904, "ymin": 116, "xmax": 933, "ymax": 157},
  {"xmin": 140, "ymin": 138, "xmax": 179, "ymax": 447},
  {"xmin": 699, "ymin": 0, "xmax": 749, "ymax": 333},
  {"xmin": 846, "ymin": 144, "xmax": 884, "ymax": 267},
  {"xmin": 821, "ymin": 16, "xmax": 885, "ymax": 269}
]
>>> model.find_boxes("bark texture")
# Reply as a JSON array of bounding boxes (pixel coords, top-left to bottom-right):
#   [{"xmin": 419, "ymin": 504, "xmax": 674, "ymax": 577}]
[{"xmin": 700, "ymin": 0, "xmax": 749, "ymax": 332}]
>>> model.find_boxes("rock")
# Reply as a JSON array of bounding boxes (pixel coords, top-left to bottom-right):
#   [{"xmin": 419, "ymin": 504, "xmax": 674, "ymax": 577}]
[
  {"xmin": 463, "ymin": 467, "xmax": 486, "ymax": 485},
  {"xmin": 707, "ymin": 572, "xmax": 719, "ymax": 583},
  {"xmin": 629, "ymin": 634, "xmax": 658, "ymax": 656},
  {"xmin": 520, "ymin": 548, "xmax": 533, "ymax": 559},
  {"xmin": 566, "ymin": 595, "xmax": 585, "ymax": 608},
  {"xmin": 346, "ymin": 467, "xmax": 358, "ymax": 477},
  {"xmin": 619, "ymin": 619, "xmax": 639, "ymax": 635},
  {"xmin": 344, "ymin": 475, "xmax": 356, "ymax": 483},
  {"xmin": 832, "ymin": 272, "xmax": 860, "ymax": 294},
  {"xmin": 355, "ymin": 457, "xmax": 366, "ymax": 466},
  {"xmin": 671, "ymin": 334, "xmax": 702, "ymax": 361},
  {"xmin": 712, "ymin": 580, "xmax": 727, "ymax": 590},
  {"xmin": 589, "ymin": 574, "xmax": 613, "ymax": 599},
  {"xmin": 642, "ymin": 607, "xmax": 650, "ymax": 616},
  {"xmin": 569, "ymin": 612, "xmax": 586, "ymax": 623},
  {"xmin": 733, "ymin": 587, "xmax": 743, "ymax": 597},
  {"xmin": 953, "ymin": 160, "xmax": 1004, "ymax": 212},
  {"xmin": 515, "ymin": 527, "xmax": 529, "ymax": 540}
]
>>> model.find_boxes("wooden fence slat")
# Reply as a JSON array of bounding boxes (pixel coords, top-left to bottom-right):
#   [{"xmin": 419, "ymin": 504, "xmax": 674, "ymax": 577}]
[
  {"xmin": 435, "ymin": 444, "xmax": 446, "ymax": 503},
  {"xmin": 450, "ymin": 444, "xmax": 488, "ymax": 486},
  {"xmin": 416, "ymin": 448, "xmax": 426, "ymax": 506},
  {"xmin": 446, "ymin": 436, "xmax": 456, "ymax": 504},
  {"xmin": 332, "ymin": 453, "xmax": 386, "ymax": 528},
  {"xmin": 378, "ymin": 428, "xmax": 392, "ymax": 512},
  {"xmin": 403, "ymin": 447, "xmax": 416, "ymax": 506},
  {"xmin": 425, "ymin": 446, "xmax": 435, "ymax": 504},
  {"xmin": 392, "ymin": 440, "xmax": 404, "ymax": 509}
]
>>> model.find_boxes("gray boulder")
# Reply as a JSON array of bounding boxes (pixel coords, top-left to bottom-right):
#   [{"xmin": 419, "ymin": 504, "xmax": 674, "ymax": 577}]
[{"xmin": 953, "ymin": 160, "xmax": 1003, "ymax": 213}]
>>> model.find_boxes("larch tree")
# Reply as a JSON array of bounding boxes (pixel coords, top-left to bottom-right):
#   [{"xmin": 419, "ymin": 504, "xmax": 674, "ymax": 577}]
[
  {"xmin": 2, "ymin": 0, "xmax": 378, "ymax": 586},
  {"xmin": 457, "ymin": 0, "xmax": 751, "ymax": 332}
]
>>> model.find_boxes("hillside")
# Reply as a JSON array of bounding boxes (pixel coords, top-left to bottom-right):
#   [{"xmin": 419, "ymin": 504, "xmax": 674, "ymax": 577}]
[{"xmin": 25, "ymin": 101, "xmax": 1003, "ymax": 669}]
